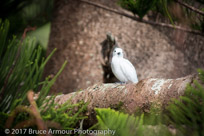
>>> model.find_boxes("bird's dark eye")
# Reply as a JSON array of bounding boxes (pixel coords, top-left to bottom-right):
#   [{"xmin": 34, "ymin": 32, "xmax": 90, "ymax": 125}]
[{"xmin": 114, "ymin": 50, "xmax": 116, "ymax": 52}]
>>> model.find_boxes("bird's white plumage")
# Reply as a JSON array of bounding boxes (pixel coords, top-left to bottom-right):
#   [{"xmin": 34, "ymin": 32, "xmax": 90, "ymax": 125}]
[{"xmin": 111, "ymin": 48, "xmax": 138, "ymax": 83}]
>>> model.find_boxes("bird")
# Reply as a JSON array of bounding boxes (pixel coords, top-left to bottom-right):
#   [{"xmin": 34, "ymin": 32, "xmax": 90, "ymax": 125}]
[{"xmin": 111, "ymin": 47, "xmax": 138, "ymax": 83}]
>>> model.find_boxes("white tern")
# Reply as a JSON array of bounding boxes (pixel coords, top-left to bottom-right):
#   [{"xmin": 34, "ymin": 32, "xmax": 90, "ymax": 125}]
[{"xmin": 111, "ymin": 47, "xmax": 138, "ymax": 83}]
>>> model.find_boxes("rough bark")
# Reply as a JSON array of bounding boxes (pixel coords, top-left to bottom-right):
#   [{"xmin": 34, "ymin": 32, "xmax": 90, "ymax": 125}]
[{"xmin": 53, "ymin": 74, "xmax": 198, "ymax": 126}]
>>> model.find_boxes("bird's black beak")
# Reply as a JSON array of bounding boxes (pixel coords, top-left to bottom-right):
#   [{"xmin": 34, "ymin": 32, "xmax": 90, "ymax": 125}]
[{"xmin": 117, "ymin": 52, "xmax": 121, "ymax": 55}]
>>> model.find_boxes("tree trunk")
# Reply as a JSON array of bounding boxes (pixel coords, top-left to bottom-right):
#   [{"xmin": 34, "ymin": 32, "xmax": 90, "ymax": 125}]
[
  {"xmin": 53, "ymin": 74, "xmax": 198, "ymax": 125},
  {"xmin": 45, "ymin": 0, "xmax": 203, "ymax": 94}
]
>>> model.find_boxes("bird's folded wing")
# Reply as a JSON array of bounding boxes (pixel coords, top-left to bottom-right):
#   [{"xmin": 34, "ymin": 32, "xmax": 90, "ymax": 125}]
[{"xmin": 120, "ymin": 59, "xmax": 137, "ymax": 82}]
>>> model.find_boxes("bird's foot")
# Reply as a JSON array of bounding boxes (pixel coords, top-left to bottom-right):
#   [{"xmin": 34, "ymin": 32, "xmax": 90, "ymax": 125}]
[
  {"xmin": 114, "ymin": 82, "xmax": 125, "ymax": 88},
  {"xmin": 115, "ymin": 82, "xmax": 126, "ymax": 85}
]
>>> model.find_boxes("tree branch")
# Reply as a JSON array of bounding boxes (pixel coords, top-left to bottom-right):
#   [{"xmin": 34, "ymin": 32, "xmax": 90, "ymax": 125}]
[
  {"xmin": 53, "ymin": 74, "xmax": 198, "ymax": 124},
  {"xmin": 79, "ymin": 0, "xmax": 204, "ymax": 36},
  {"xmin": 175, "ymin": 0, "xmax": 204, "ymax": 16}
]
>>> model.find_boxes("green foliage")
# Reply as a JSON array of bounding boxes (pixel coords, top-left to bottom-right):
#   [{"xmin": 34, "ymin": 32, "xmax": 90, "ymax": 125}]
[
  {"xmin": 95, "ymin": 108, "xmax": 171, "ymax": 136},
  {"xmin": 96, "ymin": 108, "xmax": 138, "ymax": 135},
  {"xmin": 183, "ymin": 1, "xmax": 204, "ymax": 32},
  {"xmin": 26, "ymin": 23, "xmax": 51, "ymax": 49},
  {"xmin": 36, "ymin": 61, "xmax": 67, "ymax": 106},
  {"xmin": 167, "ymin": 69, "xmax": 204, "ymax": 136},
  {"xmin": 119, "ymin": 0, "xmax": 204, "ymax": 30},
  {"xmin": 0, "ymin": 19, "xmax": 58, "ymax": 112},
  {"xmin": 154, "ymin": 0, "xmax": 174, "ymax": 24},
  {"xmin": 95, "ymin": 69, "xmax": 204, "ymax": 136},
  {"xmin": 42, "ymin": 99, "xmax": 88, "ymax": 129},
  {"xmin": 0, "ymin": 19, "xmax": 88, "ymax": 135},
  {"xmin": 118, "ymin": 0, "xmax": 173, "ymax": 21},
  {"xmin": 118, "ymin": 0, "xmax": 157, "ymax": 19},
  {"xmin": 0, "ymin": 0, "xmax": 53, "ymax": 50},
  {"xmin": 118, "ymin": 0, "xmax": 175, "ymax": 24},
  {"xmin": 0, "ymin": 0, "xmax": 53, "ymax": 37}
]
